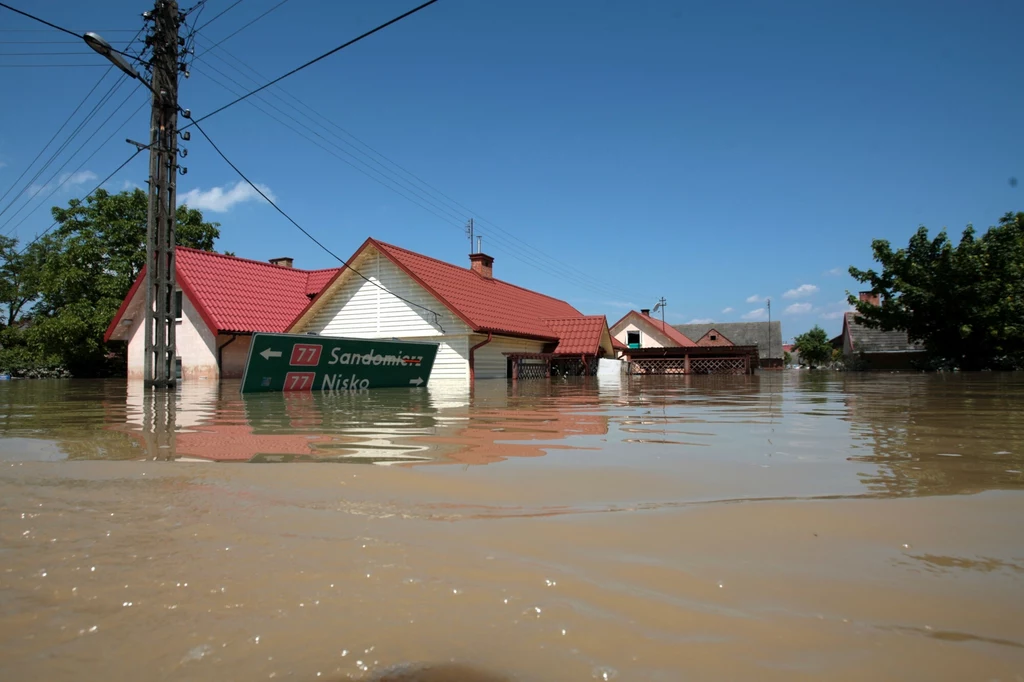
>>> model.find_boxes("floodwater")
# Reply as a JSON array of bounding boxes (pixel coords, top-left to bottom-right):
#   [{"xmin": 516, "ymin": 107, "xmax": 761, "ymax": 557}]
[{"xmin": 1, "ymin": 372, "xmax": 1023, "ymax": 681}]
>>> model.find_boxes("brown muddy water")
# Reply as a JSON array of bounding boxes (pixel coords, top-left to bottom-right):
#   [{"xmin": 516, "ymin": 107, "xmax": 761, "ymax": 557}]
[{"xmin": 1, "ymin": 372, "xmax": 1023, "ymax": 681}]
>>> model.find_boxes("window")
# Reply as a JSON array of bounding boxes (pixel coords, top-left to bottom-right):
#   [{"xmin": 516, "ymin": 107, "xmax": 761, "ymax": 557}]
[
  {"xmin": 627, "ymin": 330, "xmax": 641, "ymax": 349},
  {"xmin": 174, "ymin": 357, "xmax": 182, "ymax": 381},
  {"xmin": 710, "ymin": 334, "xmax": 718, "ymax": 341},
  {"xmin": 174, "ymin": 290, "xmax": 183, "ymax": 321}
]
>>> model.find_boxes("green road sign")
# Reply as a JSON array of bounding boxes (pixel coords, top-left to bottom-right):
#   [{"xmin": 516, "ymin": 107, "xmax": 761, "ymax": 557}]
[{"xmin": 240, "ymin": 333, "xmax": 439, "ymax": 393}]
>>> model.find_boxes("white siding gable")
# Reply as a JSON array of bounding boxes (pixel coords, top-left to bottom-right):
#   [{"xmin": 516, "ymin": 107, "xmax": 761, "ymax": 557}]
[
  {"xmin": 613, "ymin": 321, "xmax": 665, "ymax": 349},
  {"xmin": 298, "ymin": 247, "xmax": 472, "ymax": 382},
  {"xmin": 303, "ymin": 248, "xmax": 468, "ymax": 339}
]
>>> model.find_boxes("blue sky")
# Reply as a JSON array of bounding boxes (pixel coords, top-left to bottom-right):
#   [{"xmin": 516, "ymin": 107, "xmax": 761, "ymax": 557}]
[{"xmin": 1, "ymin": 0, "xmax": 1021, "ymax": 340}]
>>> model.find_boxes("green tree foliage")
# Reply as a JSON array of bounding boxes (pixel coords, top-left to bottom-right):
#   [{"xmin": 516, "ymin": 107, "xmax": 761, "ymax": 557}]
[
  {"xmin": 0, "ymin": 189, "xmax": 220, "ymax": 377},
  {"xmin": 793, "ymin": 325, "xmax": 833, "ymax": 367},
  {"xmin": 849, "ymin": 212, "xmax": 1024, "ymax": 370}
]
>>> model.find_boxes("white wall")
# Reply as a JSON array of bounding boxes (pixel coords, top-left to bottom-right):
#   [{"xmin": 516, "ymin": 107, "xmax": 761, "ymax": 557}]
[
  {"xmin": 612, "ymin": 322, "xmax": 664, "ymax": 349},
  {"xmin": 298, "ymin": 248, "xmax": 473, "ymax": 382},
  {"xmin": 471, "ymin": 334, "xmax": 547, "ymax": 379}
]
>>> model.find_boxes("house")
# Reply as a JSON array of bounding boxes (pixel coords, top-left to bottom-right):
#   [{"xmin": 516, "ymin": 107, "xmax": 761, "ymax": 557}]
[
  {"xmin": 673, "ymin": 322, "xmax": 784, "ymax": 368},
  {"xmin": 609, "ymin": 310, "xmax": 758, "ymax": 375},
  {"xmin": 104, "ymin": 249, "xmax": 339, "ymax": 380},
  {"xmin": 835, "ymin": 292, "xmax": 927, "ymax": 370},
  {"xmin": 610, "ymin": 309, "xmax": 698, "ymax": 350},
  {"xmin": 105, "ymin": 239, "xmax": 615, "ymax": 383}
]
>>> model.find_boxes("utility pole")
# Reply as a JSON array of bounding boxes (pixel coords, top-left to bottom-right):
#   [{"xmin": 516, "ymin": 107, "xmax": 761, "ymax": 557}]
[
  {"xmin": 465, "ymin": 218, "xmax": 474, "ymax": 253},
  {"xmin": 143, "ymin": 0, "xmax": 181, "ymax": 387},
  {"xmin": 652, "ymin": 297, "xmax": 667, "ymax": 328}
]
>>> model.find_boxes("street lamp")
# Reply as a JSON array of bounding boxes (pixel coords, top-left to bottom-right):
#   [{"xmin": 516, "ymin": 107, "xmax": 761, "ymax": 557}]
[
  {"xmin": 82, "ymin": 11, "xmax": 182, "ymax": 388},
  {"xmin": 83, "ymin": 32, "xmax": 141, "ymax": 80}
]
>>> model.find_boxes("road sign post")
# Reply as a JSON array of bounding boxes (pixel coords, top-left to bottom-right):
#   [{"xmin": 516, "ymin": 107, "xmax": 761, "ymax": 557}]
[{"xmin": 240, "ymin": 333, "xmax": 439, "ymax": 393}]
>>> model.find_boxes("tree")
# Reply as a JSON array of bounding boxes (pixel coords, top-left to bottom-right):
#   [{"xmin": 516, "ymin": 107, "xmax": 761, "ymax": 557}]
[
  {"xmin": 793, "ymin": 325, "xmax": 833, "ymax": 367},
  {"xmin": 0, "ymin": 189, "xmax": 220, "ymax": 376},
  {"xmin": 0, "ymin": 235, "xmax": 45, "ymax": 328},
  {"xmin": 849, "ymin": 212, "xmax": 1024, "ymax": 370}
]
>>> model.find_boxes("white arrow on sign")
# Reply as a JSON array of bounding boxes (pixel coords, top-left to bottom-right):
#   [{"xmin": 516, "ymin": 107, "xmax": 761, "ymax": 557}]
[
  {"xmin": 409, "ymin": 377, "xmax": 424, "ymax": 386},
  {"xmin": 260, "ymin": 348, "xmax": 282, "ymax": 360}
]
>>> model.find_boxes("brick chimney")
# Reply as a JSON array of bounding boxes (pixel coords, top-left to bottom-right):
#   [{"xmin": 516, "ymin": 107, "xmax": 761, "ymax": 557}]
[
  {"xmin": 640, "ymin": 308, "xmax": 651, "ymax": 316},
  {"xmin": 469, "ymin": 252, "xmax": 494, "ymax": 279},
  {"xmin": 269, "ymin": 257, "xmax": 293, "ymax": 268},
  {"xmin": 858, "ymin": 291, "xmax": 880, "ymax": 307}
]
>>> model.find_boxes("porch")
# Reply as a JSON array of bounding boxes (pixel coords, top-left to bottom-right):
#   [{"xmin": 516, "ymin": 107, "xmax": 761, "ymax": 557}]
[{"xmin": 622, "ymin": 346, "xmax": 759, "ymax": 375}]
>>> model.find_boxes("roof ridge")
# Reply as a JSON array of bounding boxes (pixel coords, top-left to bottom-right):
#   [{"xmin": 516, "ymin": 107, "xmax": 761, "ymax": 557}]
[
  {"xmin": 176, "ymin": 246, "xmax": 335, "ymax": 273},
  {"xmin": 371, "ymin": 238, "xmax": 582, "ymax": 313}
]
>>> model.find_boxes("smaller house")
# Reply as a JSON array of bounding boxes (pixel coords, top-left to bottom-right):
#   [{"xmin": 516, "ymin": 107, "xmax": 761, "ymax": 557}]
[
  {"xmin": 673, "ymin": 322, "xmax": 784, "ymax": 368},
  {"xmin": 836, "ymin": 293, "xmax": 927, "ymax": 370},
  {"xmin": 104, "ymin": 249, "xmax": 340, "ymax": 380},
  {"xmin": 610, "ymin": 310, "xmax": 757, "ymax": 375}
]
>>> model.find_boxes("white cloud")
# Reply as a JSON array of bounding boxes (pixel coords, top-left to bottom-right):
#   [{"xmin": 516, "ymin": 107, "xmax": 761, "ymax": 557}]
[
  {"xmin": 745, "ymin": 294, "xmax": 762, "ymax": 304},
  {"xmin": 0, "ymin": 159, "xmax": 7, "ymax": 169},
  {"xmin": 688, "ymin": 317, "xmax": 715, "ymax": 324},
  {"xmin": 784, "ymin": 302, "xmax": 813, "ymax": 315},
  {"xmin": 721, "ymin": 307, "xmax": 734, "ymax": 314},
  {"xmin": 742, "ymin": 308, "xmax": 767, "ymax": 321},
  {"xmin": 27, "ymin": 169, "xmax": 99, "ymax": 197},
  {"xmin": 819, "ymin": 299, "xmax": 855, "ymax": 320},
  {"xmin": 823, "ymin": 267, "xmax": 844, "ymax": 276},
  {"xmin": 602, "ymin": 300, "xmax": 636, "ymax": 310},
  {"xmin": 819, "ymin": 310, "xmax": 847, "ymax": 320},
  {"xmin": 180, "ymin": 180, "xmax": 276, "ymax": 213},
  {"xmin": 782, "ymin": 284, "xmax": 819, "ymax": 299}
]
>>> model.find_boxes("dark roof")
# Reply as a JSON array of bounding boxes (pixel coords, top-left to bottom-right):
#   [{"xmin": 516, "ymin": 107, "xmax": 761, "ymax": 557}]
[
  {"xmin": 843, "ymin": 313, "xmax": 924, "ymax": 353},
  {"xmin": 673, "ymin": 321, "xmax": 784, "ymax": 359}
]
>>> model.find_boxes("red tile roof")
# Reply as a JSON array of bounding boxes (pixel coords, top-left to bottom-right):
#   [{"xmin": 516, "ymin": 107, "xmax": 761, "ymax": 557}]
[
  {"xmin": 544, "ymin": 316, "xmax": 609, "ymax": 354},
  {"xmin": 104, "ymin": 248, "xmax": 340, "ymax": 340},
  {"xmin": 315, "ymin": 239, "xmax": 586, "ymax": 341},
  {"xmin": 107, "ymin": 240, "xmax": 614, "ymax": 357}
]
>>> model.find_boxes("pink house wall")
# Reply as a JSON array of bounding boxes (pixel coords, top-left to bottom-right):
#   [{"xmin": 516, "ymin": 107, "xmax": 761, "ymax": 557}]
[{"xmin": 125, "ymin": 289, "xmax": 219, "ymax": 380}]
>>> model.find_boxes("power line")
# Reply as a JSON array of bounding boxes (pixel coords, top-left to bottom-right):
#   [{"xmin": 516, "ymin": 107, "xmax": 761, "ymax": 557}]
[
  {"xmin": 183, "ymin": 0, "xmax": 439, "ymax": 129},
  {"xmin": 194, "ymin": 0, "xmax": 290, "ymax": 58},
  {"xmin": 0, "ymin": 51, "xmax": 93, "ymax": 55},
  {"xmin": 190, "ymin": 37, "xmax": 645, "ymax": 300},
  {"xmin": 0, "ymin": 28, "xmax": 137, "ymax": 33},
  {"xmin": 2, "ymin": 84, "xmax": 147, "ymax": 237},
  {"xmin": 0, "ymin": 73, "xmax": 130, "ymax": 226},
  {"xmin": 0, "ymin": 25, "xmax": 146, "ymax": 230},
  {"xmin": 16, "ymin": 148, "xmax": 145, "ymax": 254},
  {"xmin": 0, "ymin": 68, "xmax": 113, "ymax": 208},
  {"xmin": 189, "ymin": 117, "xmax": 448, "ymax": 333},
  {"xmin": 0, "ymin": 63, "xmax": 106, "ymax": 67},
  {"xmin": 196, "ymin": 0, "xmax": 244, "ymax": 31},
  {"xmin": 192, "ymin": 64, "xmax": 622, "ymax": 296},
  {"xmin": 0, "ymin": 2, "xmax": 80, "ymax": 39}
]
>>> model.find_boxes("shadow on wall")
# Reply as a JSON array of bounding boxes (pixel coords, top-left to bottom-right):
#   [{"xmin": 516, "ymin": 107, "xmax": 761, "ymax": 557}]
[{"xmin": 362, "ymin": 664, "xmax": 510, "ymax": 682}]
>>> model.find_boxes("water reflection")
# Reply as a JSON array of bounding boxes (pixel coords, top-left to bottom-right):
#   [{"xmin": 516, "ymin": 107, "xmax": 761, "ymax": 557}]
[{"xmin": 0, "ymin": 373, "xmax": 1022, "ymax": 497}]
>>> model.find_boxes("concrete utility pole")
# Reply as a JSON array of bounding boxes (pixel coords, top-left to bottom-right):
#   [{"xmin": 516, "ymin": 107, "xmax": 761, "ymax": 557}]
[
  {"xmin": 652, "ymin": 297, "xmax": 667, "ymax": 328},
  {"xmin": 143, "ymin": 0, "xmax": 181, "ymax": 387},
  {"xmin": 465, "ymin": 218, "xmax": 474, "ymax": 252}
]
